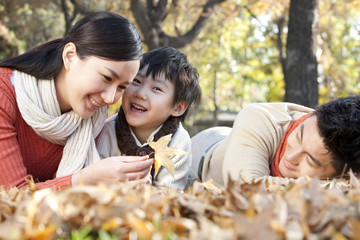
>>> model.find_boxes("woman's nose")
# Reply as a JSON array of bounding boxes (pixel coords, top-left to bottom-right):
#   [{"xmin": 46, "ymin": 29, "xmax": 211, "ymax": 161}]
[{"xmin": 102, "ymin": 87, "xmax": 118, "ymax": 105}]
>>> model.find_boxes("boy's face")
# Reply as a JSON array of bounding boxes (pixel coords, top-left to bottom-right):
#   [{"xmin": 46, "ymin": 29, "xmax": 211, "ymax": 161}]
[
  {"xmin": 122, "ymin": 65, "xmax": 186, "ymax": 136},
  {"xmin": 279, "ymin": 116, "xmax": 337, "ymax": 179}
]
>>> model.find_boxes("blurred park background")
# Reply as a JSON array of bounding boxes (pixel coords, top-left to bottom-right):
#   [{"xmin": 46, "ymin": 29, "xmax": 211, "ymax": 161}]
[{"xmin": 0, "ymin": 0, "xmax": 359, "ymax": 135}]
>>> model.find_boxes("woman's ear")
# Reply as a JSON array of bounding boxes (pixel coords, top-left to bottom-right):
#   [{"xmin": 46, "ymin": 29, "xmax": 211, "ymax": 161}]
[
  {"xmin": 62, "ymin": 42, "xmax": 78, "ymax": 71},
  {"xmin": 171, "ymin": 101, "xmax": 189, "ymax": 117}
]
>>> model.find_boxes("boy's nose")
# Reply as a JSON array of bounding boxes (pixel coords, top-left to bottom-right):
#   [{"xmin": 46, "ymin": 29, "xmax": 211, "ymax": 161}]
[{"xmin": 135, "ymin": 88, "xmax": 147, "ymax": 100}]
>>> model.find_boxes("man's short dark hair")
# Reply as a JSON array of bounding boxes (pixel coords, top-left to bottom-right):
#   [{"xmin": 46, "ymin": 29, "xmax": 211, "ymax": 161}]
[{"xmin": 314, "ymin": 95, "xmax": 360, "ymax": 176}]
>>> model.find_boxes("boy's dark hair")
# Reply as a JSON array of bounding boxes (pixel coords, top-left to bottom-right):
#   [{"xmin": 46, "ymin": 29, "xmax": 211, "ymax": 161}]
[
  {"xmin": 314, "ymin": 95, "xmax": 360, "ymax": 176},
  {"xmin": 140, "ymin": 46, "xmax": 201, "ymax": 121},
  {"xmin": 0, "ymin": 11, "xmax": 142, "ymax": 80}
]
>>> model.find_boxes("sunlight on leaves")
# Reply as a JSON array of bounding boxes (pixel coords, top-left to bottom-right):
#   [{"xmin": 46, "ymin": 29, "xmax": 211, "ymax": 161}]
[{"xmin": 0, "ymin": 173, "xmax": 360, "ymax": 239}]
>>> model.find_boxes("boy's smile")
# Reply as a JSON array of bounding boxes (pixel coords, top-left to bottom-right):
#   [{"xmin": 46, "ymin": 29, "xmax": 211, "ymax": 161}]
[
  {"xmin": 130, "ymin": 103, "xmax": 147, "ymax": 112},
  {"xmin": 122, "ymin": 65, "xmax": 185, "ymax": 143}
]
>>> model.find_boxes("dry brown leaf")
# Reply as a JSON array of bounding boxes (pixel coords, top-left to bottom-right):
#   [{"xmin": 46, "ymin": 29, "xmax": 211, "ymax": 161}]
[
  {"xmin": 1, "ymin": 171, "xmax": 360, "ymax": 239},
  {"xmin": 125, "ymin": 212, "xmax": 154, "ymax": 239},
  {"xmin": 148, "ymin": 134, "xmax": 189, "ymax": 177}
]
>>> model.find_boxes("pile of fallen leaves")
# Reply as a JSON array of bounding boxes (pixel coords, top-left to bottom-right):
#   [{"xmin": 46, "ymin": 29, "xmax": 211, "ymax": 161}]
[{"xmin": 1, "ymin": 175, "xmax": 360, "ymax": 240}]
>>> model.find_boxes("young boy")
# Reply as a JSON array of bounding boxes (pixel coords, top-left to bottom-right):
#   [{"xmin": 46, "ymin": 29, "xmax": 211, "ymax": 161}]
[{"xmin": 97, "ymin": 47, "xmax": 201, "ymax": 190}]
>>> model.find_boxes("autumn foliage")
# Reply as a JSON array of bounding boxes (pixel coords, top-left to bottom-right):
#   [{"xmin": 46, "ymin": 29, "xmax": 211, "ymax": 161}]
[{"xmin": 1, "ymin": 173, "xmax": 360, "ymax": 239}]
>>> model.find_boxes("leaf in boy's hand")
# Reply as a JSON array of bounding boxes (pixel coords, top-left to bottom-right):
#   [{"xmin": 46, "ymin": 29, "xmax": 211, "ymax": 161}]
[{"xmin": 148, "ymin": 134, "xmax": 189, "ymax": 178}]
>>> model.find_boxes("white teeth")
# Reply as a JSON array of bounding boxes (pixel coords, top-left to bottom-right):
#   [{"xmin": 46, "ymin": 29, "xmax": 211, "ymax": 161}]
[
  {"xmin": 90, "ymin": 97, "xmax": 100, "ymax": 107},
  {"xmin": 132, "ymin": 104, "xmax": 146, "ymax": 111}
]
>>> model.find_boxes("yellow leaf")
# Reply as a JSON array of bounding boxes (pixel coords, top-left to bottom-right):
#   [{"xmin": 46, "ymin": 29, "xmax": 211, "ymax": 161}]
[
  {"xmin": 102, "ymin": 217, "xmax": 122, "ymax": 231},
  {"xmin": 26, "ymin": 225, "xmax": 57, "ymax": 240},
  {"xmin": 126, "ymin": 212, "xmax": 154, "ymax": 239},
  {"xmin": 148, "ymin": 134, "xmax": 189, "ymax": 178}
]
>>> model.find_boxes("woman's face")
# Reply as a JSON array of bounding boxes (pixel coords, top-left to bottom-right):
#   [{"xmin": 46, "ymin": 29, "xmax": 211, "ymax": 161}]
[{"xmin": 56, "ymin": 43, "xmax": 140, "ymax": 119}]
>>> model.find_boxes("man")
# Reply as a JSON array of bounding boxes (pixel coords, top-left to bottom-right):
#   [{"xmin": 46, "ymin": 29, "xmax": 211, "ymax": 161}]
[{"xmin": 190, "ymin": 96, "xmax": 360, "ymax": 188}]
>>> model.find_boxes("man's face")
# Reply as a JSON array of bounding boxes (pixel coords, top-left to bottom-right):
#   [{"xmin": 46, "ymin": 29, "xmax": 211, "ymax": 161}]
[{"xmin": 279, "ymin": 116, "xmax": 337, "ymax": 179}]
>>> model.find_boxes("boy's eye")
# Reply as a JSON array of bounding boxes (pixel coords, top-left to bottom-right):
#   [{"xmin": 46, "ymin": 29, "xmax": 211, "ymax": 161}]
[
  {"xmin": 153, "ymin": 87, "xmax": 163, "ymax": 92},
  {"xmin": 132, "ymin": 79, "xmax": 141, "ymax": 85}
]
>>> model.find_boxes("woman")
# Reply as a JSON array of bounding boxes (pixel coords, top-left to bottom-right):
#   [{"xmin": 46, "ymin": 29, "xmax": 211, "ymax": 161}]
[{"xmin": 0, "ymin": 12, "xmax": 154, "ymax": 190}]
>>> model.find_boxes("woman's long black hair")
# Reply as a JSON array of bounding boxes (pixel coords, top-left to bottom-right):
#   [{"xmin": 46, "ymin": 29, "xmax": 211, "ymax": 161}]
[{"xmin": 0, "ymin": 11, "xmax": 143, "ymax": 79}]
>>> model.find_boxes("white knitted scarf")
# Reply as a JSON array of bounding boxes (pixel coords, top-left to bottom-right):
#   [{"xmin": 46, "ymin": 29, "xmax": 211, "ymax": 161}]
[{"xmin": 13, "ymin": 70, "xmax": 107, "ymax": 177}]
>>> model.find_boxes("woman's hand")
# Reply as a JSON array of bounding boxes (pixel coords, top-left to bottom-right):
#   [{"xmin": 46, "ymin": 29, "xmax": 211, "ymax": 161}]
[
  {"xmin": 128, "ymin": 169, "xmax": 153, "ymax": 186},
  {"xmin": 71, "ymin": 155, "xmax": 154, "ymax": 186}
]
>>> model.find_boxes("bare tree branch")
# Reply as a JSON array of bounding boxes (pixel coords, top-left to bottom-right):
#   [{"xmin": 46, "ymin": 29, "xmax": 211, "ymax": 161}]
[
  {"xmin": 131, "ymin": 0, "xmax": 226, "ymax": 50},
  {"xmin": 61, "ymin": 0, "xmax": 78, "ymax": 34}
]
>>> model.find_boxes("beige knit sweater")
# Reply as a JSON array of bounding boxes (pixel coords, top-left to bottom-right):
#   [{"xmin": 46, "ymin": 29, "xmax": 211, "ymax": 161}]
[{"xmin": 196, "ymin": 102, "xmax": 313, "ymax": 188}]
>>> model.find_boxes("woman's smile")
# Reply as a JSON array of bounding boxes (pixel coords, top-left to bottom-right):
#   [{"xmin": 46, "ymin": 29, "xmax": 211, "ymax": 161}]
[{"xmin": 89, "ymin": 96, "xmax": 102, "ymax": 109}]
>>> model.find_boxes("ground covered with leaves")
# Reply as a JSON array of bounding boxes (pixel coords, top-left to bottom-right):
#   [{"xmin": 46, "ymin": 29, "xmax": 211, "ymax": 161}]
[{"xmin": 1, "ymin": 175, "xmax": 360, "ymax": 240}]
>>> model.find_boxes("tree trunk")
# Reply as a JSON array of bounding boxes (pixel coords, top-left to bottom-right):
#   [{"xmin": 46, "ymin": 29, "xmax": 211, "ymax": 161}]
[
  {"xmin": 284, "ymin": 0, "xmax": 319, "ymax": 108},
  {"xmin": 213, "ymin": 68, "xmax": 219, "ymax": 126}
]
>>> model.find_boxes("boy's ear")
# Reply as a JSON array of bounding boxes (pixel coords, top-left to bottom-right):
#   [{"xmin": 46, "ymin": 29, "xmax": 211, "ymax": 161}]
[
  {"xmin": 171, "ymin": 101, "xmax": 189, "ymax": 117},
  {"xmin": 63, "ymin": 42, "xmax": 78, "ymax": 71}
]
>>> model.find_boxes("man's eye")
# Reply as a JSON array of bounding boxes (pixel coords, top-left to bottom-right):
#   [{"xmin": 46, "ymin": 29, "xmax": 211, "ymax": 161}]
[
  {"xmin": 306, "ymin": 159, "xmax": 314, "ymax": 168},
  {"xmin": 118, "ymin": 85, "xmax": 127, "ymax": 90},
  {"xmin": 296, "ymin": 133, "xmax": 302, "ymax": 144}
]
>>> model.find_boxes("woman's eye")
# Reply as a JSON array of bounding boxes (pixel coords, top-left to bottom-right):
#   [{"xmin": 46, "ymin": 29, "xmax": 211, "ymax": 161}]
[
  {"xmin": 103, "ymin": 75, "xmax": 112, "ymax": 82},
  {"xmin": 118, "ymin": 85, "xmax": 127, "ymax": 91}
]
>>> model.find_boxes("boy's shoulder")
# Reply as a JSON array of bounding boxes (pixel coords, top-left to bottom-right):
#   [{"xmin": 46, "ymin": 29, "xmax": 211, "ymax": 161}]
[{"xmin": 169, "ymin": 122, "xmax": 191, "ymax": 145}]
